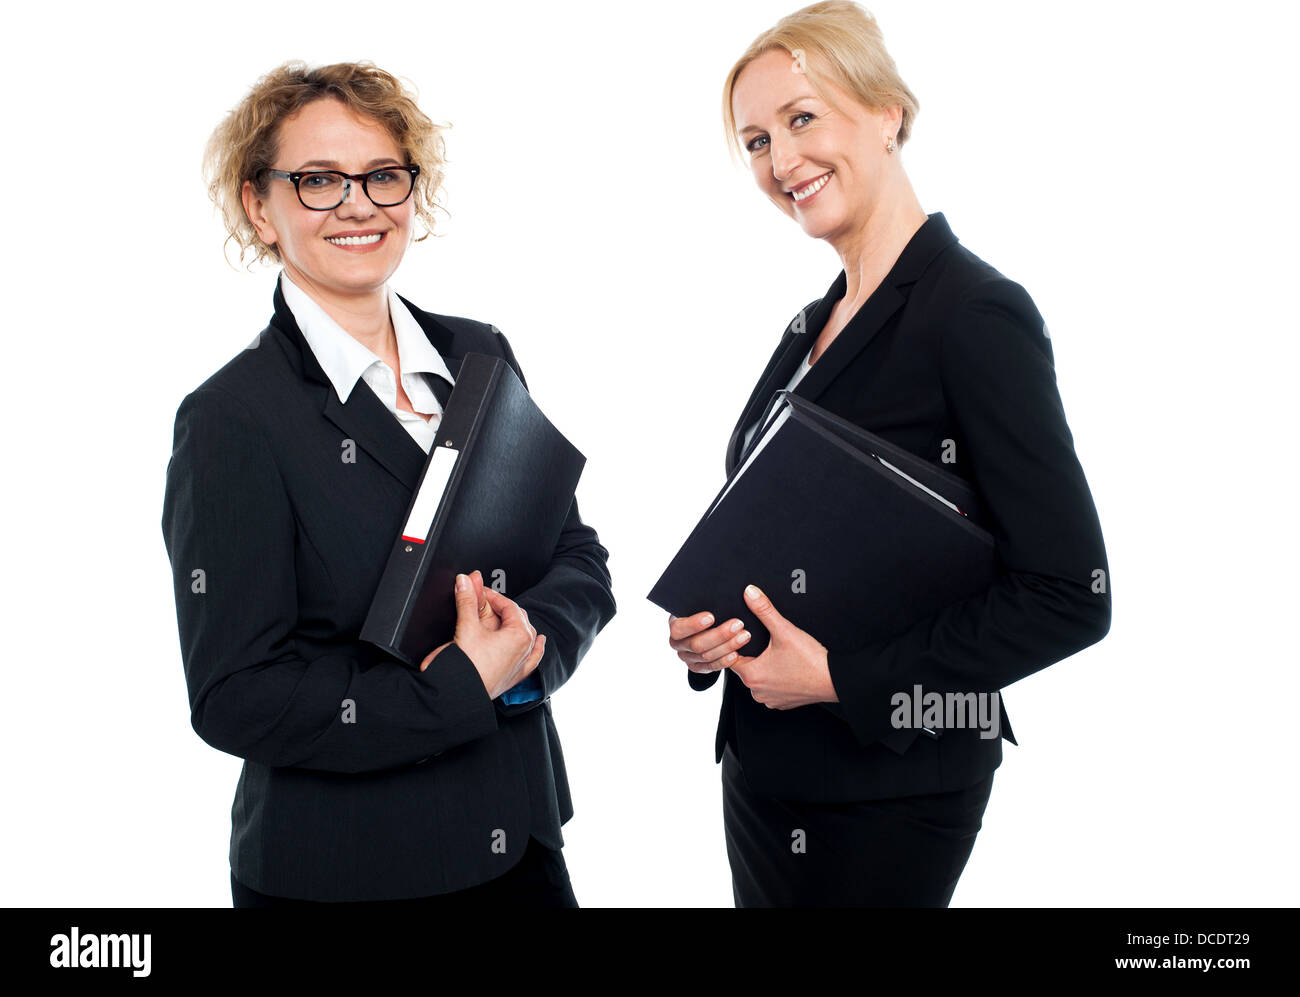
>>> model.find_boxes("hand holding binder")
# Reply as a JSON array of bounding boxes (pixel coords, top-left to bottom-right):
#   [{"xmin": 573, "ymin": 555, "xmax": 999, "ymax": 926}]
[
  {"xmin": 419, "ymin": 572, "xmax": 546, "ymax": 699},
  {"xmin": 720, "ymin": 583, "xmax": 842, "ymax": 710},
  {"xmin": 668, "ymin": 610, "xmax": 753, "ymax": 675}
]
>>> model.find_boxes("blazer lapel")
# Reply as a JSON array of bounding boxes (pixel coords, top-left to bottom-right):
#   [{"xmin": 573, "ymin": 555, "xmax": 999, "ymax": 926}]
[
  {"xmin": 728, "ymin": 288, "xmax": 837, "ymax": 475},
  {"xmin": 724, "ymin": 212, "xmax": 960, "ymax": 475},
  {"xmin": 725, "ymin": 282, "xmax": 840, "ymax": 476},
  {"xmin": 267, "ymin": 282, "xmax": 459, "ymax": 492}
]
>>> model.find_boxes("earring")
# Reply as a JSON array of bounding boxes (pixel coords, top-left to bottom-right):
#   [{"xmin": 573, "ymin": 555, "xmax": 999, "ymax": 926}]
[{"xmin": 886, "ymin": 136, "xmax": 897, "ymax": 154}]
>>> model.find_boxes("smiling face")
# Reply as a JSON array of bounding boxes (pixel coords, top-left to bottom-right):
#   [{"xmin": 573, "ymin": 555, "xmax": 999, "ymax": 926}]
[
  {"xmin": 242, "ymin": 98, "xmax": 413, "ymax": 304},
  {"xmin": 732, "ymin": 48, "xmax": 899, "ymax": 246}
]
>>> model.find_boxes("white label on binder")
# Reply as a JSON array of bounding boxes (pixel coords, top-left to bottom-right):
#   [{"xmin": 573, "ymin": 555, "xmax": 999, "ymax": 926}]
[{"xmin": 401, "ymin": 446, "xmax": 460, "ymax": 543}]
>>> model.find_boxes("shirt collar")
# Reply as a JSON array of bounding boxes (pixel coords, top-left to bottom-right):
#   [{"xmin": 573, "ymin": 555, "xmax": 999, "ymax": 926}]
[{"xmin": 278, "ymin": 271, "xmax": 455, "ymax": 404}]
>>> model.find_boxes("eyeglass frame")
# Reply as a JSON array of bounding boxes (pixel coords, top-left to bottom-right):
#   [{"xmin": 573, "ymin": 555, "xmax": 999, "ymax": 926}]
[{"xmin": 262, "ymin": 164, "xmax": 421, "ymax": 210}]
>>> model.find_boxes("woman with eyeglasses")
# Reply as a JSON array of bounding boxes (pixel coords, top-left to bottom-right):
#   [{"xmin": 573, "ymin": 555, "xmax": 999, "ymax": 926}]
[
  {"xmin": 666, "ymin": 2, "xmax": 1111, "ymax": 906},
  {"xmin": 163, "ymin": 61, "xmax": 615, "ymax": 906}
]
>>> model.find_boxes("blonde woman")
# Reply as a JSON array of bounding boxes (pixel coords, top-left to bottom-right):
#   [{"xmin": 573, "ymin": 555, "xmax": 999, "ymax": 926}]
[
  {"xmin": 667, "ymin": 2, "xmax": 1110, "ymax": 906},
  {"xmin": 164, "ymin": 62, "xmax": 615, "ymax": 906}
]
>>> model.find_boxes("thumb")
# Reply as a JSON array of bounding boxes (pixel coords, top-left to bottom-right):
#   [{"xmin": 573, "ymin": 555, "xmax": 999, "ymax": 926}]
[
  {"xmin": 743, "ymin": 584, "xmax": 785, "ymax": 633},
  {"xmin": 452, "ymin": 573, "xmax": 480, "ymax": 635}
]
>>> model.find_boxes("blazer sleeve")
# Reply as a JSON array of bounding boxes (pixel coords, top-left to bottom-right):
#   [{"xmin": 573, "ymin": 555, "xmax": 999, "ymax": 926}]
[
  {"xmin": 687, "ymin": 668, "xmax": 721, "ymax": 691},
  {"xmin": 162, "ymin": 385, "xmax": 501, "ymax": 774},
  {"xmin": 489, "ymin": 327, "xmax": 617, "ymax": 716},
  {"xmin": 823, "ymin": 278, "xmax": 1112, "ymax": 745}
]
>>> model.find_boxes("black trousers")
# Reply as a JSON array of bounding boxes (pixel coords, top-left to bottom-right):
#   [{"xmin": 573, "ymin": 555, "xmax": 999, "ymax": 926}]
[
  {"xmin": 722, "ymin": 744, "xmax": 994, "ymax": 907},
  {"xmin": 231, "ymin": 835, "xmax": 578, "ymax": 908}
]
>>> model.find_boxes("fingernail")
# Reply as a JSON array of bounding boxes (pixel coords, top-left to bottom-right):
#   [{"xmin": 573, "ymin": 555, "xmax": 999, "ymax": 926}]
[
  {"xmin": 745, "ymin": 585, "xmax": 760, "ymax": 598},
  {"xmin": 738, "ymin": 631, "xmax": 750, "ymax": 643},
  {"xmin": 701, "ymin": 614, "xmax": 714, "ymax": 627},
  {"xmin": 456, "ymin": 574, "xmax": 467, "ymax": 590},
  {"xmin": 730, "ymin": 620, "xmax": 743, "ymax": 632}
]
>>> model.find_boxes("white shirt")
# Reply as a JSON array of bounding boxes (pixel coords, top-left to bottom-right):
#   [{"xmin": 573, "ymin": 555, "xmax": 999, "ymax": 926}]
[
  {"xmin": 279, "ymin": 271, "xmax": 455, "ymax": 455},
  {"xmin": 740, "ymin": 342, "xmax": 814, "ymax": 455}
]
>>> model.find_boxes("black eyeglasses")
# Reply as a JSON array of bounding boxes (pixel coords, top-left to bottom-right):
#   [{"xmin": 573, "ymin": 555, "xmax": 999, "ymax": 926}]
[{"xmin": 263, "ymin": 165, "xmax": 420, "ymax": 210}]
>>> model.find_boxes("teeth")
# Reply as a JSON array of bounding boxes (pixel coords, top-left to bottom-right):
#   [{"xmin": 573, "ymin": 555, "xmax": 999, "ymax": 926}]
[
  {"xmin": 791, "ymin": 173, "xmax": 831, "ymax": 202},
  {"xmin": 326, "ymin": 233, "xmax": 383, "ymax": 245}
]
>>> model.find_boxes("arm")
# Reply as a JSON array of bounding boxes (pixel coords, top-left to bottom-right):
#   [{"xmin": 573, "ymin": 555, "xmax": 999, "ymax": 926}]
[
  {"xmin": 161, "ymin": 386, "xmax": 500, "ymax": 773},
  {"xmin": 824, "ymin": 278, "xmax": 1112, "ymax": 745},
  {"xmin": 490, "ymin": 328, "xmax": 617, "ymax": 712}
]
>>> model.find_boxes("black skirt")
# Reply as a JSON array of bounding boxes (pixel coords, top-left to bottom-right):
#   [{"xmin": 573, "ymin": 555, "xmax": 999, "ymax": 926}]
[{"xmin": 722, "ymin": 744, "xmax": 994, "ymax": 907}]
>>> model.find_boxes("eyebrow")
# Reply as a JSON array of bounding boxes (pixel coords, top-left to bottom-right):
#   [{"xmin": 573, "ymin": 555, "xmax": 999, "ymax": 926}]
[
  {"xmin": 293, "ymin": 157, "xmax": 403, "ymax": 171},
  {"xmin": 739, "ymin": 97, "xmax": 818, "ymax": 137}
]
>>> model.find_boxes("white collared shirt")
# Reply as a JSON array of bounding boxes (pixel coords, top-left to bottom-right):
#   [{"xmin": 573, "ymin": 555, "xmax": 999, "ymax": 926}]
[{"xmin": 279, "ymin": 271, "xmax": 454, "ymax": 454}]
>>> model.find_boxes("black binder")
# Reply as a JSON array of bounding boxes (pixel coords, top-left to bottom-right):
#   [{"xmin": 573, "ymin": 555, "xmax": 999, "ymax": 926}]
[
  {"xmin": 361, "ymin": 352, "xmax": 586, "ymax": 667},
  {"xmin": 647, "ymin": 389, "xmax": 998, "ymax": 660}
]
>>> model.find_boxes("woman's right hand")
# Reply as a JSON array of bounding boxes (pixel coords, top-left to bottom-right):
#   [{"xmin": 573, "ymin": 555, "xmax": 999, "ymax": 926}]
[
  {"xmin": 422, "ymin": 573, "xmax": 545, "ymax": 700},
  {"xmin": 668, "ymin": 611, "xmax": 751, "ymax": 674}
]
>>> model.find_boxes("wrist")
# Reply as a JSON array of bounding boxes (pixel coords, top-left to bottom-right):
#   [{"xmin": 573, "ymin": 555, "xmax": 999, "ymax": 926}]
[{"xmin": 818, "ymin": 646, "xmax": 838, "ymax": 703}]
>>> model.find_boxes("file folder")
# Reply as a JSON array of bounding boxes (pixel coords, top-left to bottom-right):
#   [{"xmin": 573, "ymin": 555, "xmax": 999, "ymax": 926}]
[
  {"xmin": 362, "ymin": 352, "xmax": 586, "ymax": 667},
  {"xmin": 647, "ymin": 390, "xmax": 998, "ymax": 660}
]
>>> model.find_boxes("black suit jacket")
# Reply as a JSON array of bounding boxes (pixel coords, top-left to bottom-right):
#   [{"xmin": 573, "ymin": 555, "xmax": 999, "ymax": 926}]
[
  {"xmin": 162, "ymin": 281, "xmax": 616, "ymax": 901},
  {"xmin": 690, "ymin": 212, "xmax": 1111, "ymax": 803}
]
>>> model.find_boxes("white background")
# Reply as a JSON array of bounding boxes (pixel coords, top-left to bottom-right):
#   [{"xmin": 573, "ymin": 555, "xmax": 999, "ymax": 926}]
[{"xmin": 3, "ymin": 0, "xmax": 1296, "ymax": 907}]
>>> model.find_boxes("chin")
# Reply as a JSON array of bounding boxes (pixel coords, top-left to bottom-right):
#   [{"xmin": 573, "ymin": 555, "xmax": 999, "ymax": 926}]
[
  {"xmin": 796, "ymin": 219, "xmax": 832, "ymax": 241},
  {"xmin": 797, "ymin": 209, "xmax": 847, "ymax": 241}
]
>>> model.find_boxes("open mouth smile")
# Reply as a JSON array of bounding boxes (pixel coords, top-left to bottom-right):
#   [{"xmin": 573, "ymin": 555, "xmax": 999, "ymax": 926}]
[
  {"xmin": 325, "ymin": 232, "xmax": 386, "ymax": 248},
  {"xmin": 787, "ymin": 171, "xmax": 833, "ymax": 204}
]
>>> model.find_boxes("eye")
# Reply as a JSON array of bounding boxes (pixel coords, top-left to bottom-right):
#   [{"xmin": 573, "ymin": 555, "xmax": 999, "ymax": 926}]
[
  {"xmin": 791, "ymin": 112, "xmax": 814, "ymax": 128},
  {"xmin": 301, "ymin": 173, "xmax": 335, "ymax": 188},
  {"xmin": 746, "ymin": 135, "xmax": 770, "ymax": 154},
  {"xmin": 369, "ymin": 170, "xmax": 397, "ymax": 184}
]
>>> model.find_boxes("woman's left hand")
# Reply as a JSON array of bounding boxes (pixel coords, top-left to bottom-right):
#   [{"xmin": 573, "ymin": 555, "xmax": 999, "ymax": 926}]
[{"xmin": 729, "ymin": 585, "xmax": 840, "ymax": 710}]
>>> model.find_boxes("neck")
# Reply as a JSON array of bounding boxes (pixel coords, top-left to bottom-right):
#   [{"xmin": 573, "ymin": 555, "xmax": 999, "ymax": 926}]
[
  {"xmin": 830, "ymin": 169, "xmax": 928, "ymax": 307},
  {"xmin": 282, "ymin": 267, "xmax": 394, "ymax": 356}
]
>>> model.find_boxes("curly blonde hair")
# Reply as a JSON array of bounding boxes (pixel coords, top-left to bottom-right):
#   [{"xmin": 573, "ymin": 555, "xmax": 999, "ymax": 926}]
[
  {"xmin": 722, "ymin": 2, "xmax": 919, "ymax": 162},
  {"xmin": 204, "ymin": 60, "xmax": 449, "ymax": 267}
]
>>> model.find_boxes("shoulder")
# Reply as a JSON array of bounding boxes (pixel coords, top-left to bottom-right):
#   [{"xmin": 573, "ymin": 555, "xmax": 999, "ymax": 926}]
[
  {"xmin": 427, "ymin": 310, "xmax": 505, "ymax": 348},
  {"xmin": 170, "ymin": 322, "xmax": 304, "ymax": 440},
  {"xmin": 920, "ymin": 244, "xmax": 1050, "ymax": 365},
  {"xmin": 925, "ymin": 242, "xmax": 1044, "ymax": 327}
]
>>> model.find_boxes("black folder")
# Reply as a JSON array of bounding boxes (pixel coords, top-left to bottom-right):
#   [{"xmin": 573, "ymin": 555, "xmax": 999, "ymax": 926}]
[
  {"xmin": 361, "ymin": 352, "xmax": 586, "ymax": 667},
  {"xmin": 647, "ymin": 390, "xmax": 998, "ymax": 660}
]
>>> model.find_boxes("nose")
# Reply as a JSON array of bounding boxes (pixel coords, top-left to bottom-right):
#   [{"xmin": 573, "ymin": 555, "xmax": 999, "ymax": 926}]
[
  {"xmin": 769, "ymin": 135, "xmax": 802, "ymax": 190},
  {"xmin": 335, "ymin": 177, "xmax": 375, "ymax": 218}
]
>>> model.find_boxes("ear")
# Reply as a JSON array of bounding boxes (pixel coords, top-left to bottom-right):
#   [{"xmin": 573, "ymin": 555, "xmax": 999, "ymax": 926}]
[
  {"xmin": 880, "ymin": 103, "xmax": 904, "ymax": 144},
  {"xmin": 241, "ymin": 179, "xmax": 279, "ymax": 249}
]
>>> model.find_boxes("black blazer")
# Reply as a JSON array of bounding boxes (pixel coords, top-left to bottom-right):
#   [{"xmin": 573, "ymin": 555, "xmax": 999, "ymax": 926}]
[
  {"xmin": 162, "ymin": 281, "xmax": 616, "ymax": 901},
  {"xmin": 690, "ymin": 212, "xmax": 1111, "ymax": 803}
]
